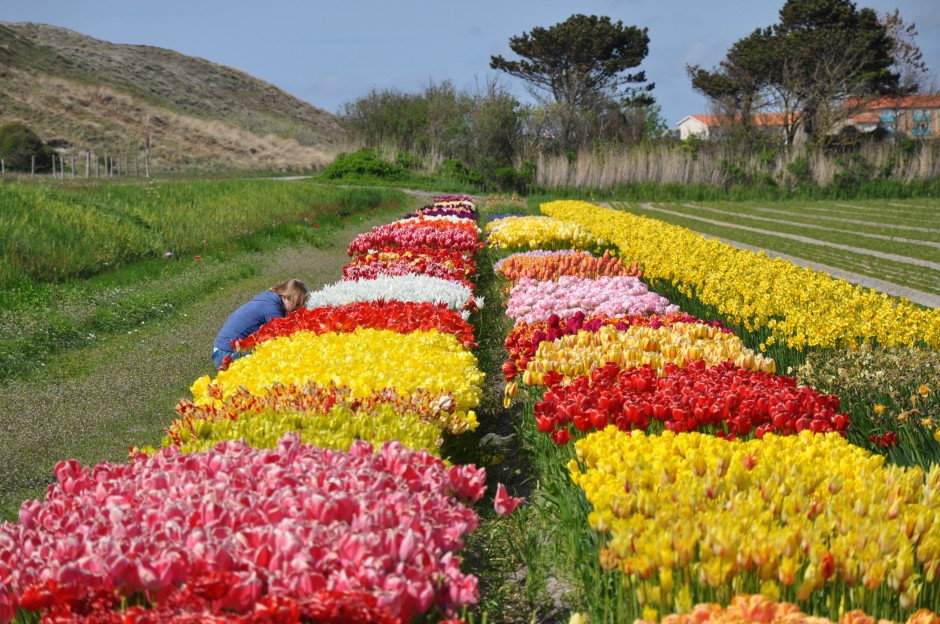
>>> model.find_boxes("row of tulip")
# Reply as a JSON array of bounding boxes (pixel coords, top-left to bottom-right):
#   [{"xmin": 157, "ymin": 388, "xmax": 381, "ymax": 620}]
[
  {"xmin": 539, "ymin": 200, "xmax": 940, "ymax": 350},
  {"xmin": 0, "ymin": 436, "xmax": 485, "ymax": 623},
  {"xmin": 485, "ymin": 209, "xmax": 938, "ymax": 620},
  {"xmin": 169, "ymin": 383, "xmax": 450, "ymax": 455},
  {"xmin": 192, "ymin": 328, "xmax": 483, "ymax": 437},
  {"xmin": 505, "ymin": 275, "xmax": 679, "ymax": 324},
  {"xmin": 305, "ymin": 273, "xmax": 479, "ymax": 312},
  {"xmin": 348, "ymin": 214, "xmax": 482, "ymax": 256},
  {"xmin": 517, "ymin": 322, "xmax": 776, "ymax": 388},
  {"xmin": 502, "ymin": 310, "xmax": 723, "ymax": 380},
  {"xmin": 0, "ymin": 195, "xmax": 491, "ymax": 623},
  {"xmin": 534, "ymin": 360, "xmax": 849, "ymax": 442},
  {"xmin": 233, "ymin": 300, "xmax": 477, "ymax": 352},
  {"xmin": 571, "ymin": 428, "xmax": 940, "ymax": 615},
  {"xmin": 493, "ymin": 249, "xmax": 641, "ymax": 284},
  {"xmin": 632, "ymin": 594, "xmax": 940, "ymax": 624},
  {"xmin": 343, "ymin": 248, "xmax": 477, "ymax": 285},
  {"xmin": 485, "ymin": 214, "xmax": 604, "ymax": 251}
]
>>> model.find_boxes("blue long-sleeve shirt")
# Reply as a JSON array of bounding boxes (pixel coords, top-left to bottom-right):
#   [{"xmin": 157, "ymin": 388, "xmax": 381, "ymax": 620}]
[{"xmin": 213, "ymin": 290, "xmax": 286, "ymax": 351}]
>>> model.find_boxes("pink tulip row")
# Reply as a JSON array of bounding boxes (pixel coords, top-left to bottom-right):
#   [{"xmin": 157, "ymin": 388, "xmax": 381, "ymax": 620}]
[
  {"xmin": 347, "ymin": 220, "xmax": 482, "ymax": 256},
  {"xmin": 505, "ymin": 275, "xmax": 679, "ymax": 324},
  {"xmin": 0, "ymin": 436, "xmax": 484, "ymax": 622}
]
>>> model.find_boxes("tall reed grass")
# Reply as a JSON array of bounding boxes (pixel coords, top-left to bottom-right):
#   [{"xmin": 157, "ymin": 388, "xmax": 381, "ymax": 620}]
[{"xmin": 533, "ymin": 143, "xmax": 940, "ymax": 198}]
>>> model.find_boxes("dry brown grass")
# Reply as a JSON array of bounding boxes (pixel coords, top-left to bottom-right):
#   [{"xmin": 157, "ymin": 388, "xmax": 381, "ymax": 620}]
[
  {"xmin": 0, "ymin": 21, "xmax": 347, "ymax": 173},
  {"xmin": 4, "ymin": 70, "xmax": 338, "ymax": 172}
]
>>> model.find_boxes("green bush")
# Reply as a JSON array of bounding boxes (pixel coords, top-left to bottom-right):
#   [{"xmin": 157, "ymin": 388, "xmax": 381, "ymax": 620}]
[
  {"xmin": 394, "ymin": 150, "xmax": 422, "ymax": 170},
  {"xmin": 320, "ymin": 148, "xmax": 405, "ymax": 180},
  {"xmin": 437, "ymin": 159, "xmax": 483, "ymax": 186},
  {"xmin": 0, "ymin": 121, "xmax": 55, "ymax": 172}
]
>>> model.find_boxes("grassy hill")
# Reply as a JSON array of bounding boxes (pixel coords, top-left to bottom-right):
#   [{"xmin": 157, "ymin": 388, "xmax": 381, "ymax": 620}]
[{"xmin": 0, "ymin": 22, "xmax": 347, "ymax": 173}]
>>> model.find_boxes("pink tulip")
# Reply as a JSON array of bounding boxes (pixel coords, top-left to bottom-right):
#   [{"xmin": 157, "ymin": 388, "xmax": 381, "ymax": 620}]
[
  {"xmin": 493, "ymin": 483, "xmax": 524, "ymax": 516},
  {"xmin": 0, "ymin": 434, "xmax": 486, "ymax": 622}
]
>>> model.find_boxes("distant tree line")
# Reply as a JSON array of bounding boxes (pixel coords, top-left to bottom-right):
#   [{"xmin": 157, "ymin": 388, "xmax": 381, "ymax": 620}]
[
  {"xmin": 687, "ymin": 0, "xmax": 931, "ymax": 145},
  {"xmin": 338, "ymin": 14, "xmax": 667, "ymax": 191},
  {"xmin": 336, "ymin": 1, "xmax": 936, "ymax": 193}
]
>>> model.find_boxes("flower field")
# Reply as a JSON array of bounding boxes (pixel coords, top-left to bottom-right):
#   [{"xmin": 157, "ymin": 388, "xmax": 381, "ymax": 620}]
[
  {"xmin": 1, "ymin": 193, "xmax": 938, "ymax": 623},
  {"xmin": 485, "ymin": 203, "xmax": 940, "ymax": 622},
  {"xmin": 0, "ymin": 194, "xmax": 494, "ymax": 623},
  {"xmin": 539, "ymin": 201, "xmax": 940, "ymax": 352}
]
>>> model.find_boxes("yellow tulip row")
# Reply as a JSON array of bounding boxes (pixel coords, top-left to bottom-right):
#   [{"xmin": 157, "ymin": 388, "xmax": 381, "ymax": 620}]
[
  {"xmin": 167, "ymin": 402, "xmax": 443, "ymax": 456},
  {"xmin": 190, "ymin": 327, "xmax": 483, "ymax": 433},
  {"xmin": 485, "ymin": 215, "xmax": 605, "ymax": 251},
  {"xmin": 570, "ymin": 427, "xmax": 940, "ymax": 613},
  {"xmin": 520, "ymin": 322, "xmax": 774, "ymax": 386},
  {"xmin": 628, "ymin": 593, "xmax": 940, "ymax": 624},
  {"xmin": 540, "ymin": 200, "xmax": 940, "ymax": 350}
]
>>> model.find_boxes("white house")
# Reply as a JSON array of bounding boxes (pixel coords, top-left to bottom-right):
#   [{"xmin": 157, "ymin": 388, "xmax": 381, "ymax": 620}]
[
  {"xmin": 675, "ymin": 115, "xmax": 713, "ymax": 140},
  {"xmin": 674, "ymin": 113, "xmax": 798, "ymax": 140}
]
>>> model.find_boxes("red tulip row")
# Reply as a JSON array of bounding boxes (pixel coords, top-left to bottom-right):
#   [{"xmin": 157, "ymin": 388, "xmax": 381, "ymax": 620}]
[
  {"xmin": 534, "ymin": 360, "xmax": 849, "ymax": 442},
  {"xmin": 234, "ymin": 300, "xmax": 477, "ymax": 352}
]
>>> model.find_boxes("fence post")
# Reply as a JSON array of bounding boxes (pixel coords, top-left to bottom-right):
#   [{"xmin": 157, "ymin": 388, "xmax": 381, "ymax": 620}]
[
  {"xmin": 144, "ymin": 129, "xmax": 151, "ymax": 178},
  {"xmin": 96, "ymin": 155, "xmax": 100, "ymax": 178},
  {"xmin": 71, "ymin": 156, "xmax": 75, "ymax": 179},
  {"xmin": 124, "ymin": 156, "xmax": 129, "ymax": 177},
  {"xmin": 1, "ymin": 159, "xmax": 4, "ymax": 175},
  {"xmin": 61, "ymin": 155, "xmax": 66, "ymax": 179},
  {"xmin": 85, "ymin": 153, "xmax": 90, "ymax": 178},
  {"xmin": 31, "ymin": 156, "xmax": 35, "ymax": 177},
  {"xmin": 51, "ymin": 154, "xmax": 57, "ymax": 179}
]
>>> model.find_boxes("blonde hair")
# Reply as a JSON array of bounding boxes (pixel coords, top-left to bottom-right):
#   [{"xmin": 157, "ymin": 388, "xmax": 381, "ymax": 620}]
[{"xmin": 271, "ymin": 279, "xmax": 308, "ymax": 312}]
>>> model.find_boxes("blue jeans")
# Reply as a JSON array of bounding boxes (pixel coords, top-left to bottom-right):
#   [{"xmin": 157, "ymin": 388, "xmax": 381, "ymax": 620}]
[{"xmin": 212, "ymin": 347, "xmax": 250, "ymax": 369}]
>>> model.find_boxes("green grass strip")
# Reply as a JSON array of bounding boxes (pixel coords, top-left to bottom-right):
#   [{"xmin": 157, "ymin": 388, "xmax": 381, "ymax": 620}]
[{"xmin": 612, "ymin": 203, "xmax": 940, "ymax": 296}]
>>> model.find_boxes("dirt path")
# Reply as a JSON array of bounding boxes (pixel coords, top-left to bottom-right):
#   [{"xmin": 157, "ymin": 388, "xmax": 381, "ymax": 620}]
[{"xmin": 0, "ymin": 212, "xmax": 394, "ymax": 518}]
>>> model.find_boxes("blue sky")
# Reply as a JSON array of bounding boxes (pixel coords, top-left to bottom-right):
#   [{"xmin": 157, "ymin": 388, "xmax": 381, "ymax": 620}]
[{"xmin": 4, "ymin": 0, "xmax": 939, "ymax": 127}]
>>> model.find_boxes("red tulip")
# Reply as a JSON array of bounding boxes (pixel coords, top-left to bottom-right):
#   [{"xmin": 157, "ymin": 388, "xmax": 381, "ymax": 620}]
[{"xmin": 551, "ymin": 429, "xmax": 572, "ymax": 445}]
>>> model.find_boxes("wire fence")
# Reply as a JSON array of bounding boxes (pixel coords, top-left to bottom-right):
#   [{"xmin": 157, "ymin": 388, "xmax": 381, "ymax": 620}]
[{"xmin": 0, "ymin": 151, "xmax": 151, "ymax": 179}]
